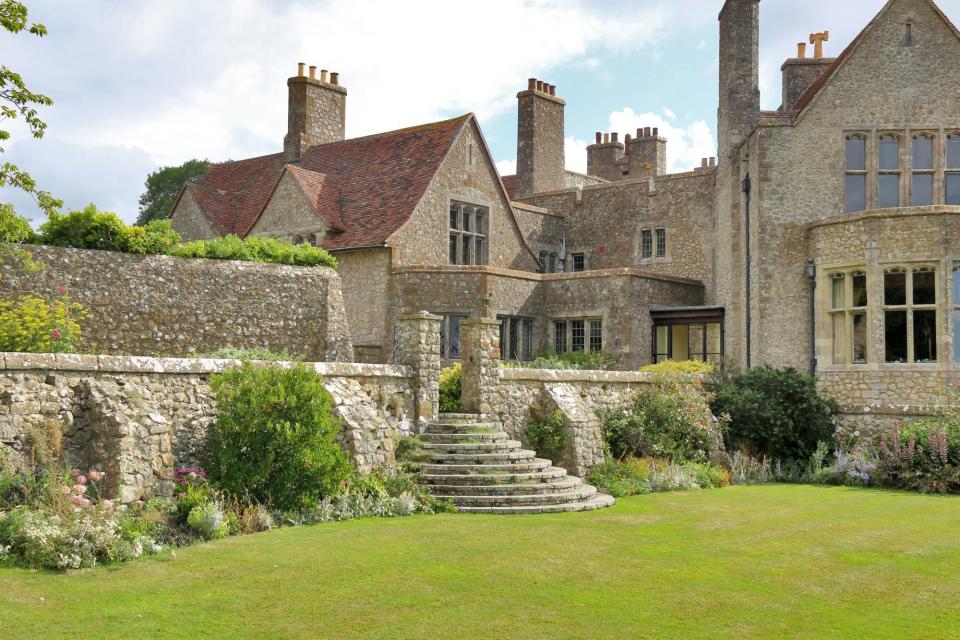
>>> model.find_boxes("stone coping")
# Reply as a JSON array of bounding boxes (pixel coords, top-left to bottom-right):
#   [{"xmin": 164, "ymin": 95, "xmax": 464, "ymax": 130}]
[
  {"xmin": 806, "ymin": 205, "xmax": 960, "ymax": 232},
  {"xmin": 499, "ymin": 368, "xmax": 706, "ymax": 384},
  {"xmin": 0, "ymin": 352, "xmax": 412, "ymax": 378},
  {"xmin": 393, "ymin": 264, "xmax": 704, "ymax": 287}
]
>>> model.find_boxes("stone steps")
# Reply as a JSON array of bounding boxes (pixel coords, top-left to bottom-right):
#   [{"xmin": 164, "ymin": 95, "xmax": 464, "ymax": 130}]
[{"xmin": 417, "ymin": 415, "xmax": 613, "ymax": 515}]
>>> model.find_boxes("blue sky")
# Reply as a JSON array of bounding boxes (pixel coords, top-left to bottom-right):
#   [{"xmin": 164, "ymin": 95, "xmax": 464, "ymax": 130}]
[{"xmin": 2, "ymin": 0, "xmax": 960, "ymax": 223}]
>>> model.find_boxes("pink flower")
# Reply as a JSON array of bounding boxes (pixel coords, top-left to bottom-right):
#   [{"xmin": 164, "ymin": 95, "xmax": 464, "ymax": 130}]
[
  {"xmin": 59, "ymin": 485, "xmax": 72, "ymax": 496},
  {"xmin": 72, "ymin": 484, "xmax": 87, "ymax": 495},
  {"xmin": 51, "ymin": 329, "xmax": 62, "ymax": 340},
  {"xmin": 88, "ymin": 470, "xmax": 103, "ymax": 483},
  {"xmin": 69, "ymin": 495, "xmax": 88, "ymax": 508},
  {"xmin": 75, "ymin": 475, "xmax": 87, "ymax": 485},
  {"xmin": 101, "ymin": 499, "xmax": 114, "ymax": 514},
  {"xmin": 58, "ymin": 285, "xmax": 66, "ymax": 295}
]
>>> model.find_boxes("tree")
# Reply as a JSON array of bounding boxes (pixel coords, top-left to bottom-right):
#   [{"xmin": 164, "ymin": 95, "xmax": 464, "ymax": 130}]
[
  {"xmin": 136, "ymin": 159, "xmax": 209, "ymax": 225},
  {"xmin": 0, "ymin": 0, "xmax": 60, "ymax": 270}
]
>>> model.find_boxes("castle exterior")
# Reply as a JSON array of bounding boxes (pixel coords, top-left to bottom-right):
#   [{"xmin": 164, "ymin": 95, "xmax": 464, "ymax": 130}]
[{"xmin": 171, "ymin": 0, "xmax": 960, "ymax": 432}]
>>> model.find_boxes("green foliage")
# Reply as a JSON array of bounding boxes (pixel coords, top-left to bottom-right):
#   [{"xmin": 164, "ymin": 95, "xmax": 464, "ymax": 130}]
[
  {"xmin": 170, "ymin": 234, "xmax": 336, "ymax": 268},
  {"xmin": 0, "ymin": 204, "xmax": 33, "ymax": 242},
  {"xmin": 526, "ymin": 410, "xmax": 568, "ymax": 461},
  {"xmin": 520, "ymin": 351, "xmax": 617, "ymax": 370},
  {"xmin": 200, "ymin": 346, "xmax": 301, "ymax": 362},
  {"xmin": 0, "ymin": 1, "xmax": 62, "ymax": 225},
  {"xmin": 439, "ymin": 363, "xmax": 462, "ymax": 413},
  {"xmin": 36, "ymin": 205, "xmax": 182, "ymax": 254},
  {"xmin": 395, "ymin": 436, "xmax": 434, "ymax": 471},
  {"xmin": 587, "ymin": 456, "xmax": 730, "ymax": 498},
  {"xmin": 639, "ymin": 360, "xmax": 715, "ymax": 375},
  {"xmin": 710, "ymin": 366, "xmax": 837, "ymax": 462},
  {"xmin": 206, "ymin": 364, "xmax": 352, "ymax": 512},
  {"xmin": 0, "ymin": 292, "xmax": 84, "ymax": 353},
  {"xmin": 601, "ymin": 377, "xmax": 722, "ymax": 463},
  {"xmin": 187, "ymin": 502, "xmax": 228, "ymax": 540},
  {"xmin": 136, "ymin": 159, "xmax": 209, "ymax": 225}
]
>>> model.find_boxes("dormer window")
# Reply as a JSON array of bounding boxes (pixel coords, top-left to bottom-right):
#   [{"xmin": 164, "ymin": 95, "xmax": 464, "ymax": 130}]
[{"xmin": 449, "ymin": 201, "xmax": 488, "ymax": 266}]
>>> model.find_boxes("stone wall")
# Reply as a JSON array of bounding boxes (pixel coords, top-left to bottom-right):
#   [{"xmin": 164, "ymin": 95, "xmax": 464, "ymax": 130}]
[
  {"xmin": 1, "ymin": 246, "xmax": 353, "ymax": 362},
  {"xmin": 0, "ymin": 353, "xmax": 416, "ymax": 504}
]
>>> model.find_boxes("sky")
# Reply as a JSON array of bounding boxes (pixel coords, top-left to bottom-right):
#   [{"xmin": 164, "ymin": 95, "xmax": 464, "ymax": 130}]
[{"xmin": 2, "ymin": 0, "xmax": 960, "ymax": 224}]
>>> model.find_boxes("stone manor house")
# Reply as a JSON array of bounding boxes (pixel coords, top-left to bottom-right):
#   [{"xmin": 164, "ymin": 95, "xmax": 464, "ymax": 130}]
[{"xmin": 171, "ymin": 0, "xmax": 960, "ymax": 431}]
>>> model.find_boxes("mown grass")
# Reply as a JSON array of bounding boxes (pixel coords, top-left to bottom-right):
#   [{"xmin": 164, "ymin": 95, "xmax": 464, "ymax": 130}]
[{"xmin": 2, "ymin": 485, "xmax": 960, "ymax": 639}]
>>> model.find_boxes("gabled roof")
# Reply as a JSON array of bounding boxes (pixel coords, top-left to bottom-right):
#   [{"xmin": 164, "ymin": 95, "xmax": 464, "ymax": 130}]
[
  {"xmin": 179, "ymin": 114, "xmax": 472, "ymax": 251},
  {"xmin": 793, "ymin": 0, "xmax": 960, "ymax": 117}
]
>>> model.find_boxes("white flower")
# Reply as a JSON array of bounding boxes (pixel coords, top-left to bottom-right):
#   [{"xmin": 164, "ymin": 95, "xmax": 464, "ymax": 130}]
[{"xmin": 853, "ymin": 430, "xmax": 861, "ymax": 437}]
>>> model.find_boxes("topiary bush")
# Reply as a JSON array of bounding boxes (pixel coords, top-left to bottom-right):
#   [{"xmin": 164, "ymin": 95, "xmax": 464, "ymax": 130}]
[
  {"xmin": 709, "ymin": 366, "xmax": 837, "ymax": 462},
  {"xmin": 439, "ymin": 363, "xmax": 461, "ymax": 413},
  {"xmin": 206, "ymin": 363, "xmax": 351, "ymax": 512}
]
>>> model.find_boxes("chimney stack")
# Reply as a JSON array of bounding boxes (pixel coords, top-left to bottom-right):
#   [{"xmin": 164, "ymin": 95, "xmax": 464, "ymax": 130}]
[
  {"xmin": 718, "ymin": 0, "xmax": 760, "ymax": 154},
  {"xmin": 516, "ymin": 78, "xmax": 566, "ymax": 197},
  {"xmin": 780, "ymin": 33, "xmax": 835, "ymax": 111},
  {"xmin": 284, "ymin": 63, "xmax": 347, "ymax": 164}
]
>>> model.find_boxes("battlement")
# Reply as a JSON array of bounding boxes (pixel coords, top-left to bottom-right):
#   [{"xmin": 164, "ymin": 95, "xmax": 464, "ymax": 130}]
[{"xmin": 586, "ymin": 127, "xmax": 667, "ymax": 182}]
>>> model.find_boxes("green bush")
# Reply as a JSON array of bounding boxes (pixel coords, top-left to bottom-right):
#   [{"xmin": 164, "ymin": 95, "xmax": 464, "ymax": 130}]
[
  {"xmin": 521, "ymin": 351, "xmax": 617, "ymax": 370},
  {"xmin": 902, "ymin": 415, "xmax": 960, "ymax": 466},
  {"xmin": 37, "ymin": 205, "xmax": 133, "ymax": 252},
  {"xmin": 439, "ymin": 363, "xmax": 462, "ymax": 413},
  {"xmin": 586, "ymin": 459, "xmax": 651, "ymax": 498},
  {"xmin": 526, "ymin": 410, "xmax": 568, "ymax": 461},
  {"xmin": 0, "ymin": 293, "xmax": 84, "ymax": 353},
  {"xmin": 587, "ymin": 456, "xmax": 731, "ymax": 498},
  {"xmin": 171, "ymin": 234, "xmax": 336, "ymax": 268},
  {"xmin": 122, "ymin": 219, "xmax": 182, "ymax": 254},
  {"xmin": 0, "ymin": 205, "xmax": 36, "ymax": 243},
  {"xmin": 206, "ymin": 364, "xmax": 352, "ymax": 511},
  {"xmin": 710, "ymin": 366, "xmax": 837, "ymax": 462},
  {"xmin": 601, "ymin": 377, "xmax": 722, "ymax": 463}
]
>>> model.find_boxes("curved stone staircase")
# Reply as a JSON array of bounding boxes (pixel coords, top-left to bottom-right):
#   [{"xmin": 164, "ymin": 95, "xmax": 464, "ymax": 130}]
[{"xmin": 417, "ymin": 413, "xmax": 614, "ymax": 514}]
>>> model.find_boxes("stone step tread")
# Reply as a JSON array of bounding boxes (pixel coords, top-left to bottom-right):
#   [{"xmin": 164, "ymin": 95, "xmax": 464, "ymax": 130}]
[
  {"xmin": 426, "ymin": 423, "xmax": 501, "ymax": 434},
  {"xmin": 417, "ymin": 467, "xmax": 568, "ymax": 485},
  {"xmin": 429, "ymin": 450, "xmax": 537, "ymax": 463},
  {"xmin": 439, "ymin": 413, "xmax": 483, "ymax": 420},
  {"xmin": 421, "ymin": 478, "xmax": 585, "ymax": 496},
  {"xmin": 457, "ymin": 494, "xmax": 615, "ymax": 515},
  {"xmin": 422, "ymin": 441, "xmax": 523, "ymax": 452},
  {"xmin": 420, "ymin": 433, "xmax": 510, "ymax": 443},
  {"xmin": 434, "ymin": 486, "xmax": 598, "ymax": 506},
  {"xmin": 420, "ymin": 458, "xmax": 553, "ymax": 475}
]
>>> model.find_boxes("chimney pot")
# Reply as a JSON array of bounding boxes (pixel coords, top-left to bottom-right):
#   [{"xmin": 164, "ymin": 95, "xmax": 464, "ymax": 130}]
[
  {"xmin": 595, "ymin": 132, "xmax": 602, "ymax": 144},
  {"xmin": 709, "ymin": 157, "xmax": 717, "ymax": 167},
  {"xmin": 297, "ymin": 62, "xmax": 306, "ymax": 77},
  {"xmin": 330, "ymin": 72, "xmax": 339, "ymax": 85},
  {"xmin": 549, "ymin": 84, "xmax": 556, "ymax": 96},
  {"xmin": 309, "ymin": 65, "xmax": 317, "ymax": 80},
  {"xmin": 809, "ymin": 31, "xmax": 830, "ymax": 59},
  {"xmin": 797, "ymin": 42, "xmax": 807, "ymax": 59},
  {"xmin": 652, "ymin": 127, "xmax": 659, "ymax": 137},
  {"xmin": 603, "ymin": 133, "xmax": 610, "ymax": 144},
  {"xmin": 320, "ymin": 69, "xmax": 328, "ymax": 83},
  {"xmin": 536, "ymin": 80, "xmax": 544, "ymax": 92},
  {"xmin": 636, "ymin": 128, "xmax": 642, "ymax": 138},
  {"xmin": 701, "ymin": 157, "xmax": 708, "ymax": 168},
  {"xmin": 644, "ymin": 127, "xmax": 652, "ymax": 137},
  {"xmin": 611, "ymin": 132, "xmax": 619, "ymax": 143},
  {"xmin": 624, "ymin": 134, "xmax": 632, "ymax": 153},
  {"xmin": 528, "ymin": 78, "xmax": 537, "ymax": 90}
]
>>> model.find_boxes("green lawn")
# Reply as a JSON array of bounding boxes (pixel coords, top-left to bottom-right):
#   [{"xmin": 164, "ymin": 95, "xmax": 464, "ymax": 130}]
[{"xmin": 2, "ymin": 485, "xmax": 960, "ymax": 639}]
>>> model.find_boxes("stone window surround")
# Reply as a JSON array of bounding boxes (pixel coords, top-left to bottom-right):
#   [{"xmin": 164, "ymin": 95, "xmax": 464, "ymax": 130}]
[
  {"xmin": 843, "ymin": 127, "xmax": 960, "ymax": 213},
  {"xmin": 448, "ymin": 197, "xmax": 490, "ymax": 266},
  {"xmin": 639, "ymin": 226, "xmax": 671, "ymax": 263},
  {"xmin": 550, "ymin": 311, "xmax": 606, "ymax": 354},
  {"xmin": 818, "ymin": 258, "xmax": 952, "ymax": 371},
  {"xmin": 829, "ymin": 268, "xmax": 869, "ymax": 365}
]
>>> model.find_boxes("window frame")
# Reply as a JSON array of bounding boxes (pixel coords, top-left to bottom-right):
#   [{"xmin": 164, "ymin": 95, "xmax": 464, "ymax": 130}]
[
  {"xmin": 881, "ymin": 265, "xmax": 938, "ymax": 364},
  {"xmin": 641, "ymin": 229, "xmax": 653, "ymax": 260},
  {"xmin": 552, "ymin": 317, "xmax": 603, "ymax": 355},
  {"xmin": 571, "ymin": 253, "xmax": 586, "ymax": 272},
  {"xmin": 655, "ymin": 228, "xmax": 667, "ymax": 258},
  {"xmin": 845, "ymin": 133, "xmax": 868, "ymax": 213},
  {"xmin": 497, "ymin": 315, "xmax": 534, "ymax": 362},
  {"xmin": 448, "ymin": 201, "xmax": 489, "ymax": 266},
  {"xmin": 437, "ymin": 313, "xmax": 469, "ymax": 360},
  {"xmin": 829, "ymin": 269, "xmax": 869, "ymax": 365},
  {"xmin": 946, "ymin": 133, "xmax": 960, "ymax": 205},
  {"xmin": 877, "ymin": 133, "xmax": 902, "ymax": 209},
  {"xmin": 911, "ymin": 132, "xmax": 936, "ymax": 206}
]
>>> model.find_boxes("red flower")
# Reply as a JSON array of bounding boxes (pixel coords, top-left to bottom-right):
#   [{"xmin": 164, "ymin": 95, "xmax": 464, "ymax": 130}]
[
  {"xmin": 51, "ymin": 329, "xmax": 62, "ymax": 340},
  {"xmin": 58, "ymin": 285, "xmax": 66, "ymax": 295}
]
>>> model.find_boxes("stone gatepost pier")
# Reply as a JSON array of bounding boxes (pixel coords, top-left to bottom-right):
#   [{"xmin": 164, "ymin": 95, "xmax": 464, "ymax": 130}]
[
  {"xmin": 460, "ymin": 318, "xmax": 501, "ymax": 415},
  {"xmin": 394, "ymin": 312, "xmax": 442, "ymax": 429}
]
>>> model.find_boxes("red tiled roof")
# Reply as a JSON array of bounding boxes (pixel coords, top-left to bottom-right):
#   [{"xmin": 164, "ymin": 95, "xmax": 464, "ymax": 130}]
[
  {"xmin": 501, "ymin": 174, "xmax": 518, "ymax": 201},
  {"xmin": 185, "ymin": 114, "xmax": 471, "ymax": 251},
  {"xmin": 793, "ymin": 0, "xmax": 960, "ymax": 116}
]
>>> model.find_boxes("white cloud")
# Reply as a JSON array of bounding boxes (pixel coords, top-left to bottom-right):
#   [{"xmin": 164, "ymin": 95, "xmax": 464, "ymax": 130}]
[
  {"xmin": 565, "ymin": 136, "xmax": 589, "ymax": 174},
  {"xmin": 496, "ymin": 159, "xmax": 517, "ymax": 176},
  {"xmin": 602, "ymin": 107, "xmax": 715, "ymax": 174}
]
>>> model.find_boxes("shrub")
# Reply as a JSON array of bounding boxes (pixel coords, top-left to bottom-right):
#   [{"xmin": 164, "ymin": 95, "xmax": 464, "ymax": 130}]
[
  {"xmin": 710, "ymin": 366, "xmax": 837, "ymax": 462},
  {"xmin": 601, "ymin": 377, "xmax": 723, "ymax": 463},
  {"xmin": 206, "ymin": 363, "xmax": 351, "ymax": 512},
  {"xmin": 901, "ymin": 417, "xmax": 960, "ymax": 466},
  {"xmin": 0, "ymin": 206, "xmax": 35, "ymax": 243},
  {"xmin": 187, "ymin": 502, "xmax": 228, "ymax": 540},
  {"xmin": 121, "ymin": 219, "xmax": 182, "ymax": 254},
  {"xmin": 526, "ymin": 410, "xmax": 568, "ymax": 461},
  {"xmin": 639, "ymin": 360, "xmax": 714, "ymax": 375},
  {"xmin": 0, "ymin": 292, "xmax": 84, "ymax": 353},
  {"xmin": 521, "ymin": 351, "xmax": 617, "ymax": 370},
  {"xmin": 37, "ymin": 204, "xmax": 131, "ymax": 252},
  {"xmin": 587, "ymin": 456, "xmax": 730, "ymax": 497},
  {"xmin": 874, "ymin": 424, "xmax": 960, "ymax": 494},
  {"xmin": 170, "ymin": 234, "xmax": 336, "ymax": 268},
  {"xmin": 586, "ymin": 459, "xmax": 651, "ymax": 498},
  {"xmin": 439, "ymin": 363, "xmax": 462, "ymax": 413}
]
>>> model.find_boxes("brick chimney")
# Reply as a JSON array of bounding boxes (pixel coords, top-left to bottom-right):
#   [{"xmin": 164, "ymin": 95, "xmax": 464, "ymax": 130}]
[
  {"xmin": 283, "ymin": 63, "xmax": 347, "ymax": 164},
  {"xmin": 516, "ymin": 78, "xmax": 566, "ymax": 198}
]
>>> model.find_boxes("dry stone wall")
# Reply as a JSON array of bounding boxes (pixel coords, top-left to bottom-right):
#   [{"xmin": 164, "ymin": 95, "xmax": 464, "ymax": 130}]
[
  {"xmin": 2, "ymin": 246, "xmax": 354, "ymax": 362},
  {"xmin": 0, "ymin": 354, "xmax": 415, "ymax": 504}
]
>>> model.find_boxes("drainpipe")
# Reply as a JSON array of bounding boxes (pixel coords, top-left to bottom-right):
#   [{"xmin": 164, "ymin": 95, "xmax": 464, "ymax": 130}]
[
  {"xmin": 805, "ymin": 258, "xmax": 817, "ymax": 375},
  {"xmin": 742, "ymin": 173, "xmax": 752, "ymax": 369}
]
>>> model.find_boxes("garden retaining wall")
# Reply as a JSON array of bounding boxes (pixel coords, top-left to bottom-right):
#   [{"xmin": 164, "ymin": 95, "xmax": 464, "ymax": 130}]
[
  {"xmin": 0, "ymin": 353, "xmax": 416, "ymax": 503},
  {"xmin": 1, "ymin": 246, "xmax": 354, "ymax": 362}
]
